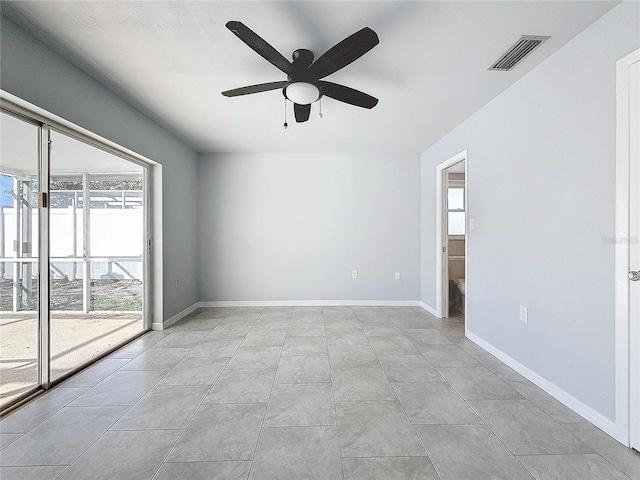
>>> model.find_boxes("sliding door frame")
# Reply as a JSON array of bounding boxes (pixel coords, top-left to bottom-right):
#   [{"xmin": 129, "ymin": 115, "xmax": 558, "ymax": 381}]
[
  {"xmin": 0, "ymin": 108, "xmax": 46, "ymax": 408},
  {"xmin": 0, "ymin": 92, "xmax": 160, "ymax": 412},
  {"xmin": 38, "ymin": 125, "xmax": 51, "ymax": 389},
  {"xmin": 143, "ymin": 165, "xmax": 153, "ymax": 331}
]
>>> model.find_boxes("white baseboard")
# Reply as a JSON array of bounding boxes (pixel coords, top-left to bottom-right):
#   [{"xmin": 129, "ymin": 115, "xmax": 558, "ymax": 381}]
[
  {"xmin": 152, "ymin": 302, "xmax": 199, "ymax": 331},
  {"xmin": 198, "ymin": 300, "xmax": 422, "ymax": 308},
  {"xmin": 466, "ymin": 331, "xmax": 621, "ymax": 443},
  {"xmin": 420, "ymin": 301, "xmax": 440, "ymax": 317}
]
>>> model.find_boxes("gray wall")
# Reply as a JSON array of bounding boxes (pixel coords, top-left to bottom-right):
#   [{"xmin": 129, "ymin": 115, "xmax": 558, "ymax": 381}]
[
  {"xmin": 1, "ymin": 18, "xmax": 200, "ymax": 321},
  {"xmin": 421, "ymin": 2, "xmax": 639, "ymax": 420},
  {"xmin": 198, "ymin": 153, "xmax": 421, "ymax": 302}
]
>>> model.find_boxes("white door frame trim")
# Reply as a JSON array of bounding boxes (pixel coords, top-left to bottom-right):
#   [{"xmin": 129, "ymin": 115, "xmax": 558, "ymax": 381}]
[
  {"xmin": 435, "ymin": 149, "xmax": 468, "ymax": 319},
  {"xmin": 614, "ymin": 48, "xmax": 639, "ymax": 446}
]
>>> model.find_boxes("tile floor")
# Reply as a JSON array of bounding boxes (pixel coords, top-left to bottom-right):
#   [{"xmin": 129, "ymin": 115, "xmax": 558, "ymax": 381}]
[{"xmin": 1, "ymin": 306, "xmax": 638, "ymax": 479}]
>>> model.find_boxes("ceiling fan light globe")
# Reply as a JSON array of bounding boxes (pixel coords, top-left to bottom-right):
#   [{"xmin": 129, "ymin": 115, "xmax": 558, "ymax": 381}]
[{"xmin": 285, "ymin": 82, "xmax": 320, "ymax": 105}]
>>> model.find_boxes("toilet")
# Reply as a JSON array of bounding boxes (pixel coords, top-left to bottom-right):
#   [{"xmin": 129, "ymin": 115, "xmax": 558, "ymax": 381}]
[{"xmin": 455, "ymin": 278, "xmax": 465, "ymax": 313}]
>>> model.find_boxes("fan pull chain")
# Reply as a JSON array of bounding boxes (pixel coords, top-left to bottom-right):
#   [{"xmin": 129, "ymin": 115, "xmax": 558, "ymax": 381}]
[
  {"xmin": 318, "ymin": 97, "xmax": 323, "ymax": 119},
  {"xmin": 283, "ymin": 98, "xmax": 288, "ymax": 129}
]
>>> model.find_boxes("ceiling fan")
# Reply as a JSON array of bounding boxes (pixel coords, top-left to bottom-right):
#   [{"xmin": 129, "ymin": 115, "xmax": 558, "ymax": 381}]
[{"xmin": 222, "ymin": 21, "xmax": 379, "ymax": 124}]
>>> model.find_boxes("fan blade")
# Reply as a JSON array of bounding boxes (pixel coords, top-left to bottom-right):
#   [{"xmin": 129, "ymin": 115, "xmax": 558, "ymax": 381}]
[
  {"xmin": 222, "ymin": 81, "xmax": 287, "ymax": 97},
  {"xmin": 319, "ymin": 81, "xmax": 378, "ymax": 109},
  {"xmin": 226, "ymin": 21, "xmax": 292, "ymax": 74},
  {"xmin": 294, "ymin": 103, "xmax": 311, "ymax": 123},
  {"xmin": 307, "ymin": 27, "xmax": 379, "ymax": 79}
]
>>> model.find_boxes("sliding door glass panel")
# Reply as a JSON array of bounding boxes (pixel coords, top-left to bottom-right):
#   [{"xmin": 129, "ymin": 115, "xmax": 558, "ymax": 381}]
[
  {"xmin": 0, "ymin": 112, "xmax": 40, "ymax": 409},
  {"xmin": 49, "ymin": 130, "xmax": 145, "ymax": 381}
]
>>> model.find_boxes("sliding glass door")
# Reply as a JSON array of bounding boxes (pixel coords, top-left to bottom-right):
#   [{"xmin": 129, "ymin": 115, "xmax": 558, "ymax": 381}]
[
  {"xmin": 48, "ymin": 130, "xmax": 146, "ymax": 382},
  {"xmin": 0, "ymin": 108, "xmax": 149, "ymax": 411},
  {"xmin": 0, "ymin": 112, "xmax": 40, "ymax": 409}
]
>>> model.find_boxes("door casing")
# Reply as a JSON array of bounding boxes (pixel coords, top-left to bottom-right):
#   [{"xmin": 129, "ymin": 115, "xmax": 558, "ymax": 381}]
[{"xmin": 614, "ymin": 48, "xmax": 639, "ymax": 448}]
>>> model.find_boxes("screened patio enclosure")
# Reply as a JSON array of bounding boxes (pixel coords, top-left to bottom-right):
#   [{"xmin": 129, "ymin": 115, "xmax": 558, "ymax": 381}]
[{"xmin": 0, "ymin": 109, "xmax": 149, "ymax": 411}]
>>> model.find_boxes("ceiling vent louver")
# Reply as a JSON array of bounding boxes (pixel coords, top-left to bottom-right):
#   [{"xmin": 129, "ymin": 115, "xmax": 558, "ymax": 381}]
[{"xmin": 489, "ymin": 35, "xmax": 550, "ymax": 71}]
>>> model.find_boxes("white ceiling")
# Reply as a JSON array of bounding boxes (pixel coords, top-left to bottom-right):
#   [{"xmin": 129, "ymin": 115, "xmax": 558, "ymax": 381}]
[{"xmin": 3, "ymin": 1, "xmax": 618, "ymax": 156}]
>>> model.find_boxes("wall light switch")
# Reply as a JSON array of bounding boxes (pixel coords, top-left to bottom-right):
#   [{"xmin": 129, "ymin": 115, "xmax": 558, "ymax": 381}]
[
  {"xmin": 519, "ymin": 305, "xmax": 528, "ymax": 323},
  {"xmin": 469, "ymin": 218, "xmax": 475, "ymax": 230},
  {"xmin": 351, "ymin": 270, "xmax": 358, "ymax": 279},
  {"xmin": 394, "ymin": 272, "xmax": 401, "ymax": 280}
]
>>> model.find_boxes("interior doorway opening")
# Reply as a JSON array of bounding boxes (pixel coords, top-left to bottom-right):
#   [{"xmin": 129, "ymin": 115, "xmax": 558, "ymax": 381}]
[
  {"xmin": 436, "ymin": 150, "xmax": 468, "ymax": 324},
  {"xmin": 445, "ymin": 161, "xmax": 466, "ymax": 319}
]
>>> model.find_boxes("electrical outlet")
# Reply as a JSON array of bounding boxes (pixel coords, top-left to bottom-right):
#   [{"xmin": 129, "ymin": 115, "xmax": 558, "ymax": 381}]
[
  {"xmin": 519, "ymin": 305, "xmax": 528, "ymax": 323},
  {"xmin": 176, "ymin": 279, "xmax": 180, "ymax": 287},
  {"xmin": 394, "ymin": 272, "xmax": 401, "ymax": 280},
  {"xmin": 351, "ymin": 270, "xmax": 358, "ymax": 279}
]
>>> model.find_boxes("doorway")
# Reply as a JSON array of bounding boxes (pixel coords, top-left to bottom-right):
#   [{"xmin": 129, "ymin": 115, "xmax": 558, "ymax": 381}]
[
  {"xmin": 615, "ymin": 48, "xmax": 639, "ymax": 450},
  {"xmin": 0, "ymin": 106, "xmax": 152, "ymax": 412},
  {"xmin": 436, "ymin": 150, "xmax": 468, "ymax": 323}
]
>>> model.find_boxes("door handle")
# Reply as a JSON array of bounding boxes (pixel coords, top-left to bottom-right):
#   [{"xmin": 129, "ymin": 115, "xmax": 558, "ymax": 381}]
[{"xmin": 630, "ymin": 271, "xmax": 640, "ymax": 281}]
